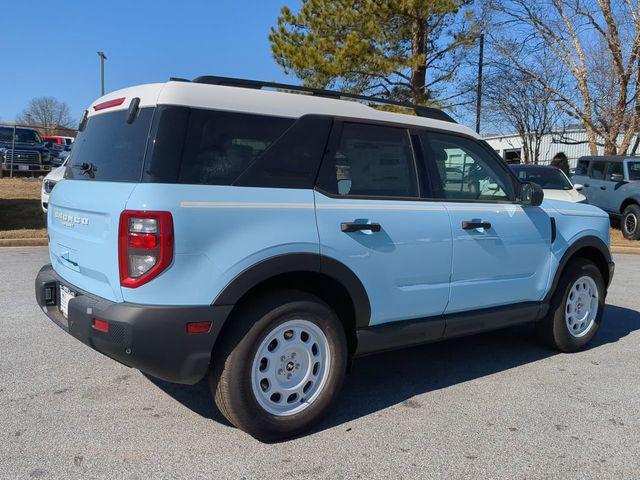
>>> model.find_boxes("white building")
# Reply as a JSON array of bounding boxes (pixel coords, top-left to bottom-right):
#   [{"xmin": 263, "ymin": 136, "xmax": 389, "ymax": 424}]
[{"xmin": 483, "ymin": 127, "xmax": 614, "ymax": 169}]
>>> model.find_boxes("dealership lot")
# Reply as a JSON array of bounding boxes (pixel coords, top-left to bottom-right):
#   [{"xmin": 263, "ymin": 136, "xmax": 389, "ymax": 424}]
[{"xmin": 1, "ymin": 247, "xmax": 639, "ymax": 479}]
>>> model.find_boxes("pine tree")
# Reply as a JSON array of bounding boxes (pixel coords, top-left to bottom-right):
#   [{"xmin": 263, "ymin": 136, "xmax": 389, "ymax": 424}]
[{"xmin": 269, "ymin": 0, "xmax": 477, "ymax": 107}]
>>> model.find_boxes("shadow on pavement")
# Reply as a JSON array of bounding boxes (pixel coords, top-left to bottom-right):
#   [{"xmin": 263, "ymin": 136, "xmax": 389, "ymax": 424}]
[{"xmin": 145, "ymin": 303, "xmax": 639, "ymax": 434}]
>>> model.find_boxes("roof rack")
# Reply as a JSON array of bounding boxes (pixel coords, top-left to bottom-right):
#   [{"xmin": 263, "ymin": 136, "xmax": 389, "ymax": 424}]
[{"xmin": 186, "ymin": 75, "xmax": 456, "ymax": 124}]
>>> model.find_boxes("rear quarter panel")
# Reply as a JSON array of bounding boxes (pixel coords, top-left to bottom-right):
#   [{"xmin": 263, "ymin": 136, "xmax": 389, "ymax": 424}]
[{"xmin": 122, "ymin": 185, "xmax": 319, "ymax": 305}]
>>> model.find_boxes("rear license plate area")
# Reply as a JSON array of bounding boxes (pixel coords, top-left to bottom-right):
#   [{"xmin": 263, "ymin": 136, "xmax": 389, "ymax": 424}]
[{"xmin": 59, "ymin": 284, "xmax": 76, "ymax": 319}]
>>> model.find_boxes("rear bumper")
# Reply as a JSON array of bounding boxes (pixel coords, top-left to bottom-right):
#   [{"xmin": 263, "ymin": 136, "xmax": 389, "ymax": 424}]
[{"xmin": 35, "ymin": 264, "xmax": 233, "ymax": 384}]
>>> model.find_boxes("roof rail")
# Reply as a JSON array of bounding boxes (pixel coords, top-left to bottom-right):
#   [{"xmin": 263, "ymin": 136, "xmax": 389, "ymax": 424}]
[{"xmin": 188, "ymin": 75, "xmax": 456, "ymax": 124}]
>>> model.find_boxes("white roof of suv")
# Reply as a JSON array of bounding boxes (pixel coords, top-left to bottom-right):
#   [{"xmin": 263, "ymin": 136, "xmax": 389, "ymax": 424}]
[{"xmin": 88, "ymin": 80, "xmax": 478, "ymax": 139}]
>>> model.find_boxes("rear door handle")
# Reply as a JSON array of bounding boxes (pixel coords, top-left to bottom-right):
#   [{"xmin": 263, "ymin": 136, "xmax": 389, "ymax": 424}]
[
  {"xmin": 600, "ymin": 186, "xmax": 607, "ymax": 190},
  {"xmin": 341, "ymin": 222, "xmax": 381, "ymax": 233},
  {"xmin": 584, "ymin": 183, "xmax": 590, "ymax": 187},
  {"xmin": 462, "ymin": 221, "xmax": 491, "ymax": 230}
]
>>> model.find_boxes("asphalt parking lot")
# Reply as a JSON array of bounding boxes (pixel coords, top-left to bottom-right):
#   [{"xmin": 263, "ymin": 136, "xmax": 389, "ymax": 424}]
[{"xmin": 1, "ymin": 247, "xmax": 639, "ymax": 479}]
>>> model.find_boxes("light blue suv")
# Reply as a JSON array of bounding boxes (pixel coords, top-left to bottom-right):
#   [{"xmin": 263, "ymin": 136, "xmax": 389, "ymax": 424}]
[
  {"xmin": 572, "ymin": 156, "xmax": 640, "ymax": 240},
  {"xmin": 35, "ymin": 76, "xmax": 614, "ymax": 441}
]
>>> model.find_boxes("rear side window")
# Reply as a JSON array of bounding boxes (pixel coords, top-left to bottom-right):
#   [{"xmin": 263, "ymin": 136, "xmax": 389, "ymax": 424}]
[
  {"xmin": 608, "ymin": 162, "xmax": 623, "ymax": 177},
  {"xmin": 177, "ymin": 110, "xmax": 293, "ymax": 185},
  {"xmin": 575, "ymin": 159, "xmax": 589, "ymax": 175},
  {"xmin": 235, "ymin": 115, "xmax": 332, "ymax": 189},
  {"xmin": 590, "ymin": 161, "xmax": 607, "ymax": 180},
  {"xmin": 144, "ymin": 108, "xmax": 330, "ymax": 187},
  {"xmin": 628, "ymin": 161, "xmax": 640, "ymax": 180},
  {"xmin": 66, "ymin": 108, "xmax": 153, "ymax": 181},
  {"xmin": 316, "ymin": 123, "xmax": 418, "ymax": 198}
]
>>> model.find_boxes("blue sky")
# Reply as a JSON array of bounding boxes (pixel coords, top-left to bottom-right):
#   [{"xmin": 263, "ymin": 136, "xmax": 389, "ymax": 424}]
[{"xmin": 0, "ymin": 0, "xmax": 300, "ymax": 123}]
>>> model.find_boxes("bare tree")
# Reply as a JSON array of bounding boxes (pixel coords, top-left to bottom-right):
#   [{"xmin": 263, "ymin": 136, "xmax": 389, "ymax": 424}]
[
  {"xmin": 489, "ymin": 0, "xmax": 640, "ymax": 155},
  {"xmin": 16, "ymin": 97, "xmax": 75, "ymax": 134},
  {"xmin": 483, "ymin": 67, "xmax": 561, "ymax": 163}
]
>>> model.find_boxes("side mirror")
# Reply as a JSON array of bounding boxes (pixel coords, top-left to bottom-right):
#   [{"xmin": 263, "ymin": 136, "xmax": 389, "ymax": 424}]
[
  {"xmin": 520, "ymin": 181, "xmax": 544, "ymax": 206},
  {"xmin": 610, "ymin": 173, "xmax": 624, "ymax": 182},
  {"xmin": 574, "ymin": 183, "xmax": 584, "ymax": 191},
  {"xmin": 44, "ymin": 142, "xmax": 52, "ymax": 148}
]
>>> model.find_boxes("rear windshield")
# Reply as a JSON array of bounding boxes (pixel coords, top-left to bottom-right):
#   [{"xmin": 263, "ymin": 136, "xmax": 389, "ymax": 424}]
[
  {"xmin": 65, "ymin": 108, "xmax": 153, "ymax": 181},
  {"xmin": 512, "ymin": 166, "xmax": 573, "ymax": 190}
]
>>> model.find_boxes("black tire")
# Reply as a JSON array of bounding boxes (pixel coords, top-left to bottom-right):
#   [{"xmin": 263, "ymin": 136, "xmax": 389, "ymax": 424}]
[
  {"xmin": 209, "ymin": 290, "xmax": 348, "ymax": 442},
  {"xmin": 539, "ymin": 258, "xmax": 605, "ymax": 352},
  {"xmin": 621, "ymin": 204, "xmax": 640, "ymax": 240}
]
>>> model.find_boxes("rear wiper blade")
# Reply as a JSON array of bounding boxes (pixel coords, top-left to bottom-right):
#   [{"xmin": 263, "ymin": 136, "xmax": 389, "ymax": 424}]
[{"xmin": 73, "ymin": 162, "xmax": 98, "ymax": 178}]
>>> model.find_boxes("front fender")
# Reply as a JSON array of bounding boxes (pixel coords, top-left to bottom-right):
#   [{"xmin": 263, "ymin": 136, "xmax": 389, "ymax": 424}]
[{"xmin": 544, "ymin": 234, "xmax": 612, "ymax": 304}]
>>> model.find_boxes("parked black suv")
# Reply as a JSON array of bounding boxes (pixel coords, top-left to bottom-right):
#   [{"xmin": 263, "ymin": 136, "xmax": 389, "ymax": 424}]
[{"xmin": 0, "ymin": 126, "xmax": 53, "ymax": 174}]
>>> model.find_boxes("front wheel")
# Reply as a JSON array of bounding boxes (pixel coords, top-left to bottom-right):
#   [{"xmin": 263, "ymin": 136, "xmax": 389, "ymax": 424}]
[
  {"xmin": 539, "ymin": 258, "xmax": 605, "ymax": 352},
  {"xmin": 210, "ymin": 290, "xmax": 348, "ymax": 441},
  {"xmin": 622, "ymin": 204, "xmax": 640, "ymax": 240}
]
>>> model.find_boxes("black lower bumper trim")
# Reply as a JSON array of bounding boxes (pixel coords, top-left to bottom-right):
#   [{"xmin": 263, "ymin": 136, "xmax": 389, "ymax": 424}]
[
  {"xmin": 35, "ymin": 264, "xmax": 233, "ymax": 384},
  {"xmin": 355, "ymin": 301, "xmax": 544, "ymax": 357}
]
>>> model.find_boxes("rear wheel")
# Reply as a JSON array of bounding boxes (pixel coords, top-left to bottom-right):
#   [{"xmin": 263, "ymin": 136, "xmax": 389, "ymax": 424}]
[
  {"xmin": 539, "ymin": 258, "xmax": 605, "ymax": 352},
  {"xmin": 210, "ymin": 290, "xmax": 348, "ymax": 441},
  {"xmin": 622, "ymin": 204, "xmax": 640, "ymax": 240}
]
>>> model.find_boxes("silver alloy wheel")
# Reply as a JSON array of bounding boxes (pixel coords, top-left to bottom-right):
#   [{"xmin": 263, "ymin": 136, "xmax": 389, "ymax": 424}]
[
  {"xmin": 251, "ymin": 319, "xmax": 331, "ymax": 416},
  {"xmin": 565, "ymin": 275, "xmax": 599, "ymax": 338},
  {"xmin": 625, "ymin": 212, "xmax": 638, "ymax": 235}
]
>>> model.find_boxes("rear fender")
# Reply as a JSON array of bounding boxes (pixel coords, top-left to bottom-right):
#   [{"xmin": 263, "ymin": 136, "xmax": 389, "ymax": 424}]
[{"xmin": 212, "ymin": 253, "xmax": 371, "ymax": 329}]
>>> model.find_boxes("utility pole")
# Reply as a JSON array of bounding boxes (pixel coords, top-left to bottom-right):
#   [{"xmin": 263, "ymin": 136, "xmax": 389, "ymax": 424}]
[
  {"xmin": 475, "ymin": 34, "xmax": 484, "ymax": 134},
  {"xmin": 97, "ymin": 51, "xmax": 108, "ymax": 96},
  {"xmin": 9, "ymin": 124, "xmax": 16, "ymax": 179}
]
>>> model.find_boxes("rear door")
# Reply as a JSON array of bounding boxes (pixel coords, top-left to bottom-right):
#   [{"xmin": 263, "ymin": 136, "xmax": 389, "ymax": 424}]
[
  {"xmin": 571, "ymin": 158, "xmax": 591, "ymax": 195},
  {"xmin": 415, "ymin": 131, "xmax": 552, "ymax": 315},
  {"xmin": 47, "ymin": 105, "xmax": 154, "ymax": 302},
  {"xmin": 585, "ymin": 161, "xmax": 608, "ymax": 210},
  {"xmin": 314, "ymin": 121, "xmax": 452, "ymax": 328},
  {"xmin": 599, "ymin": 162, "xmax": 624, "ymax": 212}
]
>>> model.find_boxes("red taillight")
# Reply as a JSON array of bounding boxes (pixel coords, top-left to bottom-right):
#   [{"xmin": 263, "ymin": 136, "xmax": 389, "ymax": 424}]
[
  {"xmin": 187, "ymin": 321, "xmax": 212, "ymax": 334},
  {"xmin": 93, "ymin": 318, "xmax": 109, "ymax": 333},
  {"xmin": 93, "ymin": 97, "xmax": 126, "ymax": 111},
  {"xmin": 128, "ymin": 233, "xmax": 157, "ymax": 249},
  {"xmin": 118, "ymin": 210, "xmax": 174, "ymax": 288}
]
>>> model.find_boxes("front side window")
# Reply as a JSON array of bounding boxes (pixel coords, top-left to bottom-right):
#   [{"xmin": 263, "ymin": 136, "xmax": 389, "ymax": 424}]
[
  {"xmin": 317, "ymin": 123, "xmax": 418, "ymax": 198},
  {"xmin": 419, "ymin": 132, "xmax": 515, "ymax": 201},
  {"xmin": 590, "ymin": 161, "xmax": 607, "ymax": 180},
  {"xmin": 628, "ymin": 161, "xmax": 640, "ymax": 180}
]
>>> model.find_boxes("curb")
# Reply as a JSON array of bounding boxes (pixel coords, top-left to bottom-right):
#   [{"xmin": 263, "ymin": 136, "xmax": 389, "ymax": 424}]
[
  {"xmin": 0, "ymin": 238, "xmax": 48, "ymax": 247},
  {"xmin": 611, "ymin": 245, "xmax": 640, "ymax": 255}
]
